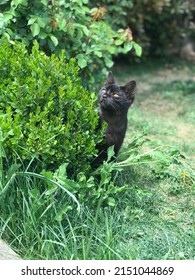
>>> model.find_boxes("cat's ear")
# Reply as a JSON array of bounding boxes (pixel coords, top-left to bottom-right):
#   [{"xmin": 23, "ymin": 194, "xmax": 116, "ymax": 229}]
[
  {"xmin": 104, "ymin": 71, "xmax": 115, "ymax": 85},
  {"xmin": 123, "ymin": 80, "xmax": 136, "ymax": 100}
]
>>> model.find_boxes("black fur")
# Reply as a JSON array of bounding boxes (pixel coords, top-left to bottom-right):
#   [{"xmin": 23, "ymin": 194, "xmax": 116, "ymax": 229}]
[{"xmin": 92, "ymin": 71, "xmax": 136, "ymax": 166}]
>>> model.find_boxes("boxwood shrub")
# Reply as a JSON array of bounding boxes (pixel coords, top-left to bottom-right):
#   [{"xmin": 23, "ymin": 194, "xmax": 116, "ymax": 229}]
[{"xmin": 0, "ymin": 39, "xmax": 101, "ymax": 175}]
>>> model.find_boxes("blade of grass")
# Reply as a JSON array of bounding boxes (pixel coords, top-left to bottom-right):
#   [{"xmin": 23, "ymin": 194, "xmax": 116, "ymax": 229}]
[{"xmin": 16, "ymin": 171, "xmax": 81, "ymax": 213}]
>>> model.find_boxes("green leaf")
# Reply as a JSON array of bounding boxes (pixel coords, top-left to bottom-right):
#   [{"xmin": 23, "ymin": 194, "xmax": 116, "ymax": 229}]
[
  {"xmin": 55, "ymin": 205, "xmax": 73, "ymax": 222},
  {"xmin": 104, "ymin": 56, "xmax": 114, "ymax": 68},
  {"xmin": 82, "ymin": 26, "xmax": 90, "ymax": 36},
  {"xmin": 123, "ymin": 42, "xmax": 133, "ymax": 53},
  {"xmin": 39, "ymin": 30, "xmax": 48, "ymax": 39},
  {"xmin": 94, "ymin": 50, "xmax": 102, "ymax": 57},
  {"xmin": 140, "ymin": 155, "xmax": 153, "ymax": 162},
  {"xmin": 44, "ymin": 185, "xmax": 58, "ymax": 196},
  {"xmin": 77, "ymin": 29, "xmax": 83, "ymax": 40},
  {"xmin": 0, "ymin": 0, "xmax": 9, "ymax": 5},
  {"xmin": 7, "ymin": 164, "xmax": 21, "ymax": 182},
  {"xmin": 37, "ymin": 17, "xmax": 46, "ymax": 28},
  {"xmin": 133, "ymin": 42, "xmax": 142, "ymax": 57},
  {"xmin": 107, "ymin": 146, "xmax": 115, "ymax": 162},
  {"xmin": 3, "ymin": 13, "xmax": 13, "ymax": 22},
  {"xmin": 67, "ymin": 22, "xmax": 75, "ymax": 37},
  {"xmin": 118, "ymin": 29, "xmax": 124, "ymax": 33},
  {"xmin": 108, "ymin": 197, "xmax": 116, "ymax": 207},
  {"xmin": 11, "ymin": 0, "xmax": 27, "ymax": 7},
  {"xmin": 27, "ymin": 17, "xmax": 37, "ymax": 26},
  {"xmin": 108, "ymin": 46, "xmax": 116, "ymax": 55},
  {"xmin": 76, "ymin": 54, "xmax": 87, "ymax": 68},
  {"xmin": 41, "ymin": 0, "xmax": 47, "ymax": 5},
  {"xmin": 55, "ymin": 163, "xmax": 68, "ymax": 179},
  {"xmin": 50, "ymin": 35, "xmax": 58, "ymax": 46},
  {"xmin": 0, "ymin": 19, "xmax": 4, "ymax": 29},
  {"xmin": 114, "ymin": 39, "xmax": 124, "ymax": 46},
  {"xmin": 30, "ymin": 188, "xmax": 40, "ymax": 199},
  {"xmin": 58, "ymin": 18, "xmax": 66, "ymax": 31},
  {"xmin": 30, "ymin": 23, "xmax": 40, "ymax": 37}
]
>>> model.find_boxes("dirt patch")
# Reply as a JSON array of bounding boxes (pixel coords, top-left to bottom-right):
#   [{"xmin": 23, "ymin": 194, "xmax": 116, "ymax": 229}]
[
  {"xmin": 177, "ymin": 123, "xmax": 195, "ymax": 141},
  {"xmin": 139, "ymin": 96, "xmax": 182, "ymax": 117},
  {"xmin": 152, "ymin": 67, "xmax": 195, "ymax": 84}
]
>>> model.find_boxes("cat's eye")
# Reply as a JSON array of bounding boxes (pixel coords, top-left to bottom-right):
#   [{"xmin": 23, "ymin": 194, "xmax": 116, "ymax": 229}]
[
  {"xmin": 102, "ymin": 89, "xmax": 107, "ymax": 94},
  {"xmin": 113, "ymin": 93, "xmax": 119, "ymax": 98}
]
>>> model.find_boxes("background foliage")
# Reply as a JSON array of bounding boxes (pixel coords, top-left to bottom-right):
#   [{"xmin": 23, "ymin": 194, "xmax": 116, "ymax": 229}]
[
  {"xmin": 91, "ymin": 0, "xmax": 195, "ymax": 58},
  {"xmin": 0, "ymin": 0, "xmax": 194, "ymax": 70},
  {"xmin": 0, "ymin": 0, "xmax": 141, "ymax": 87}
]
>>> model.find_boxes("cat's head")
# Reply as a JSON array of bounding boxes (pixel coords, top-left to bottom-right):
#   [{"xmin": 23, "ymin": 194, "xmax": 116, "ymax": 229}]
[{"xmin": 99, "ymin": 71, "xmax": 136, "ymax": 113}]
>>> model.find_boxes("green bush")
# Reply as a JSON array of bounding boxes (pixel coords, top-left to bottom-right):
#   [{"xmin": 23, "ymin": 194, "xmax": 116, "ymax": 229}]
[
  {"xmin": 0, "ymin": 0, "xmax": 141, "ymax": 88},
  {"xmin": 0, "ymin": 39, "xmax": 101, "ymax": 175}
]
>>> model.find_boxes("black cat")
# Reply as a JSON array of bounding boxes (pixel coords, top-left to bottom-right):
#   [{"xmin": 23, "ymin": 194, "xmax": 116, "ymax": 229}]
[{"xmin": 92, "ymin": 71, "xmax": 136, "ymax": 166}]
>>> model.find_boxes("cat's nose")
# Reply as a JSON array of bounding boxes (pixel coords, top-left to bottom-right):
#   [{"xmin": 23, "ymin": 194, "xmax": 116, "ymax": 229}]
[{"xmin": 103, "ymin": 92, "xmax": 111, "ymax": 98}]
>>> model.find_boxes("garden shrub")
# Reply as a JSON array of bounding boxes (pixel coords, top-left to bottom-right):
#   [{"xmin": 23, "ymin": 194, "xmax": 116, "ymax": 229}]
[
  {"xmin": 0, "ymin": 39, "xmax": 101, "ymax": 175},
  {"xmin": 0, "ymin": 0, "xmax": 140, "ymax": 89}
]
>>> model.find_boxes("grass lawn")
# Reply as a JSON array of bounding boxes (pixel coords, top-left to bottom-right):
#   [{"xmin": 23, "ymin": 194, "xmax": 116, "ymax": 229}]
[
  {"xmin": 0, "ymin": 59, "xmax": 195, "ymax": 260},
  {"xmin": 113, "ymin": 58, "xmax": 195, "ymax": 259}
]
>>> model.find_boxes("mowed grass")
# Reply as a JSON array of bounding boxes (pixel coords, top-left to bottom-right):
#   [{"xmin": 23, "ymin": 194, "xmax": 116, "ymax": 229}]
[
  {"xmin": 114, "ymin": 58, "xmax": 195, "ymax": 259},
  {"xmin": 0, "ymin": 59, "xmax": 195, "ymax": 260}
]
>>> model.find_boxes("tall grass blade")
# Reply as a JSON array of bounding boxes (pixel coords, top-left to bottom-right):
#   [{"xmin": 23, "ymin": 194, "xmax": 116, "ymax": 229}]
[{"xmin": 16, "ymin": 171, "xmax": 81, "ymax": 213}]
